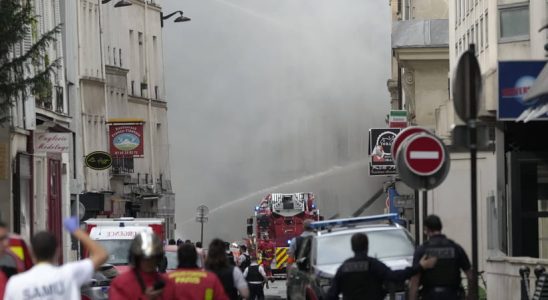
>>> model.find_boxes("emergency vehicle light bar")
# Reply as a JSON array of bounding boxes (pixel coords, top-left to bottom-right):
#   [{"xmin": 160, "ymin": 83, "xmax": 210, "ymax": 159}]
[{"xmin": 310, "ymin": 213, "xmax": 398, "ymax": 230}]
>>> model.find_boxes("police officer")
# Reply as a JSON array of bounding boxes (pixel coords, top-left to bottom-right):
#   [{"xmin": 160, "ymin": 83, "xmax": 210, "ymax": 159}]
[
  {"xmin": 409, "ymin": 215, "xmax": 472, "ymax": 300},
  {"xmin": 327, "ymin": 233, "xmax": 436, "ymax": 300}
]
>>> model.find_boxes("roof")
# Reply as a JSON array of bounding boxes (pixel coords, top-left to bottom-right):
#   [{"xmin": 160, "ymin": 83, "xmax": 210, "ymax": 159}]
[
  {"xmin": 317, "ymin": 223, "xmax": 402, "ymax": 237},
  {"xmin": 392, "ymin": 19, "xmax": 449, "ymax": 49}
]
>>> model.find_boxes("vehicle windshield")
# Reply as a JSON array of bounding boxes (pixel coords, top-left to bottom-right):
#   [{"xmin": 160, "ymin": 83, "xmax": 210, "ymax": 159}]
[
  {"xmin": 98, "ymin": 240, "xmax": 132, "ymax": 265},
  {"xmin": 166, "ymin": 251, "xmax": 178, "ymax": 270},
  {"xmin": 316, "ymin": 229, "xmax": 415, "ymax": 265}
]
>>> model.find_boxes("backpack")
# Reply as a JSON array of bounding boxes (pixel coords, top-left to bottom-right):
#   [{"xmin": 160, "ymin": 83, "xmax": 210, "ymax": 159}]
[{"xmin": 239, "ymin": 254, "xmax": 251, "ymax": 272}]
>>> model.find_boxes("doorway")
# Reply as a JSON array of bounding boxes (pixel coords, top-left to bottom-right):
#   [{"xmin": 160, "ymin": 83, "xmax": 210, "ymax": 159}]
[
  {"xmin": 47, "ymin": 154, "xmax": 62, "ymax": 262},
  {"xmin": 508, "ymin": 152, "xmax": 548, "ymax": 258}
]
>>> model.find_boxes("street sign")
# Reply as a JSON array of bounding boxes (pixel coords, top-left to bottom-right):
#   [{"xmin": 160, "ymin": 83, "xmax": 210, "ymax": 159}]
[
  {"xmin": 393, "ymin": 194, "xmax": 415, "ymax": 208},
  {"xmin": 395, "ymin": 132, "xmax": 450, "ymax": 190},
  {"xmin": 453, "ymin": 44, "xmax": 482, "ymax": 121},
  {"xmin": 391, "ymin": 126, "xmax": 432, "ymax": 161},
  {"xmin": 403, "ymin": 134, "xmax": 445, "ymax": 176},
  {"xmin": 195, "ymin": 216, "xmax": 208, "ymax": 223},
  {"xmin": 196, "ymin": 205, "xmax": 209, "ymax": 217},
  {"xmin": 368, "ymin": 128, "xmax": 401, "ymax": 176}
]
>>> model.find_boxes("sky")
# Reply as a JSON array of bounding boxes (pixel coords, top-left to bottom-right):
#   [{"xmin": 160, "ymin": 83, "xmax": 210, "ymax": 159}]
[{"xmin": 163, "ymin": 0, "xmax": 392, "ymax": 243}]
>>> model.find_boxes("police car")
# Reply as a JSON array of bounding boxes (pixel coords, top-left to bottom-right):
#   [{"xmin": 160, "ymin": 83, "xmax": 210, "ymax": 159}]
[{"xmin": 286, "ymin": 213, "xmax": 415, "ymax": 300}]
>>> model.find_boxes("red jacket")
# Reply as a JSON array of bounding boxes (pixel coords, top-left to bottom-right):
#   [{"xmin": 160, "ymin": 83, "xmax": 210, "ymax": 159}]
[
  {"xmin": 0, "ymin": 270, "xmax": 6, "ymax": 300},
  {"xmin": 258, "ymin": 240, "xmax": 275, "ymax": 259},
  {"xmin": 109, "ymin": 269, "xmax": 175, "ymax": 300},
  {"xmin": 168, "ymin": 268, "xmax": 229, "ymax": 300}
]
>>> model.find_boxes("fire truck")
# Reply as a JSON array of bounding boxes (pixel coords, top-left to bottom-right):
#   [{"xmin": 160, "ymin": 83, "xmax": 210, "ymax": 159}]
[{"xmin": 246, "ymin": 193, "xmax": 322, "ymax": 277}]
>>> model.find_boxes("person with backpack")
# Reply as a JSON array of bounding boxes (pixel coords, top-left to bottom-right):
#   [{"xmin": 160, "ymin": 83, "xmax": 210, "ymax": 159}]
[
  {"xmin": 237, "ymin": 245, "xmax": 251, "ymax": 272},
  {"xmin": 243, "ymin": 256, "xmax": 267, "ymax": 300},
  {"xmin": 288, "ymin": 219, "xmax": 316, "ymax": 263},
  {"xmin": 206, "ymin": 239, "xmax": 249, "ymax": 300}
]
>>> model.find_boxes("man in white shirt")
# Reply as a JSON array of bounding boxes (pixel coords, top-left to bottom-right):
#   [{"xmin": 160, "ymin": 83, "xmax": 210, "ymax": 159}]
[
  {"xmin": 243, "ymin": 257, "xmax": 267, "ymax": 300},
  {"xmin": 4, "ymin": 216, "xmax": 108, "ymax": 300},
  {"xmin": 288, "ymin": 219, "xmax": 315, "ymax": 261}
]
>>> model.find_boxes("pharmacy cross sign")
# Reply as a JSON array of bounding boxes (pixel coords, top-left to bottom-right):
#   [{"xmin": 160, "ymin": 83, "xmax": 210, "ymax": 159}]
[{"xmin": 403, "ymin": 134, "xmax": 445, "ymax": 176}]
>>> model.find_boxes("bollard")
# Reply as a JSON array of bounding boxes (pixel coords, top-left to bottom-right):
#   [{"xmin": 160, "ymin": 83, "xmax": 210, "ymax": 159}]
[
  {"xmin": 520, "ymin": 266, "xmax": 531, "ymax": 300},
  {"xmin": 532, "ymin": 265, "xmax": 547, "ymax": 300}
]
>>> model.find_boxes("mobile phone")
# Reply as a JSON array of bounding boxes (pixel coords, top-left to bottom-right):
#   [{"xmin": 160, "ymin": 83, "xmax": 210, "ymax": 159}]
[{"xmin": 153, "ymin": 280, "xmax": 165, "ymax": 291}]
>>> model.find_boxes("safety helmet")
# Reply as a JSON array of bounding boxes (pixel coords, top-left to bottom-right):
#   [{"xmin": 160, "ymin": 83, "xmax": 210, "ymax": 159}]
[{"xmin": 129, "ymin": 231, "xmax": 163, "ymax": 265}]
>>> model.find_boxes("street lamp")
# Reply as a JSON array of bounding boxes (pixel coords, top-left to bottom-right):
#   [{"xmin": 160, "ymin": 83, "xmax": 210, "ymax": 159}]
[
  {"xmin": 161, "ymin": 11, "xmax": 191, "ymax": 28},
  {"xmin": 101, "ymin": 0, "xmax": 132, "ymax": 7}
]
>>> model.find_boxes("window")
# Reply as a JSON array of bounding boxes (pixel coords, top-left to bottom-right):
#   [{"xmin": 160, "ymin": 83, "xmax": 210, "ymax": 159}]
[
  {"xmin": 485, "ymin": 12, "xmax": 489, "ymax": 47},
  {"xmin": 480, "ymin": 17, "xmax": 484, "ymax": 49},
  {"xmin": 475, "ymin": 22, "xmax": 479, "ymax": 48},
  {"xmin": 467, "ymin": 30, "xmax": 470, "ymax": 48},
  {"xmin": 471, "ymin": 26, "xmax": 475, "ymax": 46},
  {"xmin": 113, "ymin": 47, "xmax": 116, "ymax": 66},
  {"xmin": 119, "ymin": 49, "xmax": 122, "ymax": 67},
  {"xmin": 457, "ymin": 0, "xmax": 461, "ymax": 25},
  {"xmin": 499, "ymin": 4, "xmax": 530, "ymax": 40}
]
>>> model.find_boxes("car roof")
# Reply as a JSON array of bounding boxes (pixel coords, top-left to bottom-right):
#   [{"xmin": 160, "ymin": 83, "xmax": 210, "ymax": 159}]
[{"xmin": 316, "ymin": 223, "xmax": 406, "ymax": 238}]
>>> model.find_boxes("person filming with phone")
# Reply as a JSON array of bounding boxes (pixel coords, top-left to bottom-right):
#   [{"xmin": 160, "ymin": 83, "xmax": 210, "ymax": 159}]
[{"xmin": 109, "ymin": 231, "xmax": 174, "ymax": 300}]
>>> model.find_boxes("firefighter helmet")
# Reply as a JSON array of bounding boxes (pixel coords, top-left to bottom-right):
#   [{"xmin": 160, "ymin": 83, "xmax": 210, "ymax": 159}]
[{"xmin": 129, "ymin": 231, "xmax": 163, "ymax": 265}]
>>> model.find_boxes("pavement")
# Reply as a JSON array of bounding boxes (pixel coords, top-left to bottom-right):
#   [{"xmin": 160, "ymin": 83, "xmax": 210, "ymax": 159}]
[{"xmin": 264, "ymin": 279, "xmax": 287, "ymax": 300}]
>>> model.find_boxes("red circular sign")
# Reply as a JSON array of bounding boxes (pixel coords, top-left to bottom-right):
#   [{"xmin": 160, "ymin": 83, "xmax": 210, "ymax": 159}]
[
  {"xmin": 404, "ymin": 134, "xmax": 445, "ymax": 176},
  {"xmin": 391, "ymin": 127, "xmax": 431, "ymax": 160}
]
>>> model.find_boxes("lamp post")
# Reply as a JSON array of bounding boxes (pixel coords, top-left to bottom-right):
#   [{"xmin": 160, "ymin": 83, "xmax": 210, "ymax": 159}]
[
  {"xmin": 161, "ymin": 11, "xmax": 191, "ymax": 28},
  {"xmin": 196, "ymin": 205, "xmax": 209, "ymax": 246}
]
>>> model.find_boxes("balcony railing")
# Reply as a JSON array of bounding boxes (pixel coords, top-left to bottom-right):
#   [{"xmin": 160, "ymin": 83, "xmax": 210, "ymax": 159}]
[{"xmin": 111, "ymin": 156, "xmax": 134, "ymax": 175}]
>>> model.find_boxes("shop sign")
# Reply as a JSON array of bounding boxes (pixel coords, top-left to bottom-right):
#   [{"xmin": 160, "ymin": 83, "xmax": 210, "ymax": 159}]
[
  {"xmin": 85, "ymin": 151, "xmax": 112, "ymax": 170},
  {"xmin": 498, "ymin": 61, "xmax": 548, "ymax": 120},
  {"xmin": 34, "ymin": 133, "xmax": 70, "ymax": 153},
  {"xmin": 109, "ymin": 124, "xmax": 144, "ymax": 156},
  {"xmin": 369, "ymin": 128, "xmax": 401, "ymax": 176}
]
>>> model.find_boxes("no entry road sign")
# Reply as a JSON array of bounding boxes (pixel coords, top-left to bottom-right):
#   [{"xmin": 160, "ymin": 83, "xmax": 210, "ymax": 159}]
[
  {"xmin": 403, "ymin": 134, "xmax": 445, "ymax": 176},
  {"xmin": 391, "ymin": 126, "xmax": 432, "ymax": 161}
]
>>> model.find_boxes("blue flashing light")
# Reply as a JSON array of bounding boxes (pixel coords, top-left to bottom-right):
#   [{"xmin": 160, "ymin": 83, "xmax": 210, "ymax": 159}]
[
  {"xmin": 311, "ymin": 204, "xmax": 316, "ymax": 209},
  {"xmin": 310, "ymin": 213, "xmax": 398, "ymax": 229},
  {"xmin": 255, "ymin": 206, "xmax": 260, "ymax": 211},
  {"xmin": 287, "ymin": 239, "xmax": 291, "ymax": 244}
]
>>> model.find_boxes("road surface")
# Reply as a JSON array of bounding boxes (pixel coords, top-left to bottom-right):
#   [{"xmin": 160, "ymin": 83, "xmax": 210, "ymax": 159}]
[{"xmin": 265, "ymin": 279, "xmax": 287, "ymax": 299}]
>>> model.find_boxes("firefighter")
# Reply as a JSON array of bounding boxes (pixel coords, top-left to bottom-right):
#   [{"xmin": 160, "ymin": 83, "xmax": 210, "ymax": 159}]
[
  {"xmin": 168, "ymin": 243, "xmax": 228, "ymax": 300},
  {"xmin": 109, "ymin": 232, "xmax": 175, "ymax": 300},
  {"xmin": 409, "ymin": 215, "xmax": 472, "ymax": 300},
  {"xmin": 257, "ymin": 233, "xmax": 275, "ymax": 283}
]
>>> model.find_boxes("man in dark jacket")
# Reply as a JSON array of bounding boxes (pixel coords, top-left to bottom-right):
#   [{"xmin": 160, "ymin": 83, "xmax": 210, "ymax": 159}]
[{"xmin": 327, "ymin": 233, "xmax": 436, "ymax": 300}]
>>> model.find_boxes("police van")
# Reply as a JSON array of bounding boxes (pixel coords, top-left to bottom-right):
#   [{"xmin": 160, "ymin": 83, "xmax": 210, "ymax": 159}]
[{"xmin": 286, "ymin": 214, "xmax": 415, "ymax": 300}]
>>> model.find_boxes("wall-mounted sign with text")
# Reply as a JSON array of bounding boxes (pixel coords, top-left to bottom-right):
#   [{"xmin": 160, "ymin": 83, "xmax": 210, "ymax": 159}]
[
  {"xmin": 85, "ymin": 151, "xmax": 112, "ymax": 170},
  {"xmin": 109, "ymin": 124, "xmax": 144, "ymax": 157},
  {"xmin": 34, "ymin": 132, "xmax": 71, "ymax": 153}
]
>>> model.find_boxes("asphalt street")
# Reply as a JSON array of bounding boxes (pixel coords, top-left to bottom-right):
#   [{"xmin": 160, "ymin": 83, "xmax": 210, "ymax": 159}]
[{"xmin": 265, "ymin": 279, "xmax": 287, "ymax": 300}]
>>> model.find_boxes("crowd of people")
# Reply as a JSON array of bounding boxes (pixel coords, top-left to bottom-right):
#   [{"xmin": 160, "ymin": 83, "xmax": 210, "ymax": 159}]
[{"xmin": 0, "ymin": 214, "xmax": 471, "ymax": 300}]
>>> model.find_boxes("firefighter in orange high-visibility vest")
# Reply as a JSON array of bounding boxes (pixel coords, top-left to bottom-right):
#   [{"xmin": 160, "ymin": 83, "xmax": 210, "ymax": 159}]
[{"xmin": 257, "ymin": 233, "xmax": 275, "ymax": 283}]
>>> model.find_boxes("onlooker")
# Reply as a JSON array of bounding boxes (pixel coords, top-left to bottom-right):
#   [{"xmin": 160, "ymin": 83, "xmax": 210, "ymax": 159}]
[
  {"xmin": 327, "ymin": 233, "xmax": 436, "ymax": 300},
  {"xmin": 409, "ymin": 215, "xmax": 472, "ymax": 300},
  {"xmin": 243, "ymin": 256, "xmax": 267, "ymax": 300},
  {"xmin": 195, "ymin": 241, "xmax": 206, "ymax": 268},
  {"xmin": 4, "ymin": 216, "xmax": 108, "ymax": 300},
  {"xmin": 176, "ymin": 239, "xmax": 183, "ymax": 247},
  {"xmin": 168, "ymin": 239, "xmax": 176, "ymax": 246},
  {"xmin": 225, "ymin": 242, "xmax": 236, "ymax": 266},
  {"xmin": 288, "ymin": 219, "xmax": 315, "ymax": 261},
  {"xmin": 168, "ymin": 243, "xmax": 228, "ymax": 300},
  {"xmin": 109, "ymin": 231, "xmax": 175, "ymax": 300},
  {"xmin": 0, "ymin": 221, "xmax": 10, "ymax": 299},
  {"xmin": 206, "ymin": 238, "xmax": 249, "ymax": 300},
  {"xmin": 237, "ymin": 245, "xmax": 250, "ymax": 272}
]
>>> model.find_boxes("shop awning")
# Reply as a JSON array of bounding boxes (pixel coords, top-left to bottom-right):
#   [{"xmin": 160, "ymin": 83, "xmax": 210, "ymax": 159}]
[{"xmin": 516, "ymin": 64, "xmax": 548, "ymax": 122}]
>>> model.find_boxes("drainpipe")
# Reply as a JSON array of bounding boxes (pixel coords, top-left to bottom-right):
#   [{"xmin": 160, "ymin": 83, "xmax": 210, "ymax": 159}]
[
  {"xmin": 397, "ymin": 62, "xmax": 403, "ymax": 110},
  {"xmin": 143, "ymin": 1, "xmax": 157, "ymax": 194}
]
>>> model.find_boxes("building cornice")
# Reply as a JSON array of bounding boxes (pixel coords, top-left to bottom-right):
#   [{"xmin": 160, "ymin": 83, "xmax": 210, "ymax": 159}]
[
  {"xmin": 395, "ymin": 47, "xmax": 449, "ymax": 61},
  {"xmin": 36, "ymin": 107, "xmax": 73, "ymax": 124},
  {"xmin": 131, "ymin": 0, "xmax": 162, "ymax": 12},
  {"xmin": 105, "ymin": 65, "xmax": 130, "ymax": 76},
  {"xmin": 128, "ymin": 96, "xmax": 168, "ymax": 109}
]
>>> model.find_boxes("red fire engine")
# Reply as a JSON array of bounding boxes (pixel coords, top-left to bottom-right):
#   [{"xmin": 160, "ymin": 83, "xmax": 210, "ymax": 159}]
[{"xmin": 246, "ymin": 193, "xmax": 322, "ymax": 277}]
